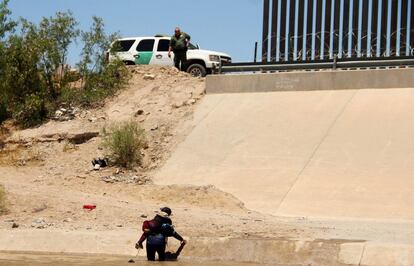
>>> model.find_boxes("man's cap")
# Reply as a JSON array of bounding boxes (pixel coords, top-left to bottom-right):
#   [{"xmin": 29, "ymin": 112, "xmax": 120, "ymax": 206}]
[{"xmin": 160, "ymin": 207, "xmax": 172, "ymax": 216}]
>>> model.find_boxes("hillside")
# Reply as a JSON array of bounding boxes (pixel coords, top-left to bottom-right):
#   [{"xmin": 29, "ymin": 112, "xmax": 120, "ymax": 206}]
[{"xmin": 0, "ymin": 66, "xmax": 302, "ymax": 241}]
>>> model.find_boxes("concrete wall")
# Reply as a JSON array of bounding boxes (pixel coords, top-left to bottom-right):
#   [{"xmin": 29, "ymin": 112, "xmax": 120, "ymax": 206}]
[
  {"xmin": 206, "ymin": 68, "xmax": 414, "ymax": 94},
  {"xmin": 2, "ymin": 230, "xmax": 413, "ymax": 266},
  {"xmin": 156, "ymin": 88, "xmax": 414, "ymax": 220}
]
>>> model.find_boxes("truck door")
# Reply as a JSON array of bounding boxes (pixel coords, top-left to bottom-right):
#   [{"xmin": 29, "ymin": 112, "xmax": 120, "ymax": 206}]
[
  {"xmin": 152, "ymin": 38, "xmax": 174, "ymax": 66},
  {"xmin": 134, "ymin": 39, "xmax": 155, "ymax": 65},
  {"xmin": 111, "ymin": 40, "xmax": 136, "ymax": 63}
]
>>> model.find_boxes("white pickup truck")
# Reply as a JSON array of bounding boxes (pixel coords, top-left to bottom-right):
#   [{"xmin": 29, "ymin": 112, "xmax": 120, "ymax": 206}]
[{"xmin": 107, "ymin": 35, "xmax": 232, "ymax": 77}]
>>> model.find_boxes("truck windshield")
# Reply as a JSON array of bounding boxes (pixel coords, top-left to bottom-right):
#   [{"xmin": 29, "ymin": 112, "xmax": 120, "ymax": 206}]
[{"xmin": 188, "ymin": 43, "xmax": 198, "ymax": 50}]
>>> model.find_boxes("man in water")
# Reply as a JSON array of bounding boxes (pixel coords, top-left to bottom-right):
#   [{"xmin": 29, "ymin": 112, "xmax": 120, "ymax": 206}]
[
  {"xmin": 136, "ymin": 207, "xmax": 186, "ymax": 261},
  {"xmin": 168, "ymin": 27, "xmax": 191, "ymax": 71}
]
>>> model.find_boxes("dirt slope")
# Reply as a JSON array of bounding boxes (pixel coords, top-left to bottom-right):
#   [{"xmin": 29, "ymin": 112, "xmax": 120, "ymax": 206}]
[
  {"xmin": 0, "ymin": 66, "xmax": 308, "ymax": 245},
  {"xmin": 0, "ymin": 66, "xmax": 261, "ymax": 234}
]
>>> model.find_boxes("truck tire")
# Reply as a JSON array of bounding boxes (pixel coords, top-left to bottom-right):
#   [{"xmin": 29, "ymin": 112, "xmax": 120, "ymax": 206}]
[{"xmin": 187, "ymin": 64, "xmax": 207, "ymax": 77}]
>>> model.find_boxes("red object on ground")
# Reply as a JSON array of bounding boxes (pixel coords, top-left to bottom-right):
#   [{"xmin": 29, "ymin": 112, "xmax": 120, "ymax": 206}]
[{"xmin": 83, "ymin": 204, "xmax": 96, "ymax": 210}]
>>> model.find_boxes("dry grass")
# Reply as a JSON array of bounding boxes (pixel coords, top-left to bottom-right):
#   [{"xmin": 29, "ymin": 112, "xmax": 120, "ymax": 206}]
[{"xmin": 102, "ymin": 120, "xmax": 147, "ymax": 169}]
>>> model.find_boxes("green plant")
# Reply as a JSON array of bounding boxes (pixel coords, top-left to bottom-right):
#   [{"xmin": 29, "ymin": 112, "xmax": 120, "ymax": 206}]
[
  {"xmin": 12, "ymin": 94, "xmax": 47, "ymax": 128},
  {"xmin": 102, "ymin": 121, "xmax": 147, "ymax": 169},
  {"xmin": 0, "ymin": 184, "xmax": 7, "ymax": 215},
  {"xmin": 0, "ymin": 2, "xmax": 129, "ymax": 128},
  {"xmin": 0, "ymin": 99, "xmax": 7, "ymax": 124},
  {"xmin": 0, "ymin": 0, "xmax": 16, "ymax": 124},
  {"xmin": 76, "ymin": 17, "xmax": 128, "ymax": 106},
  {"xmin": 0, "ymin": 0, "xmax": 16, "ymax": 39}
]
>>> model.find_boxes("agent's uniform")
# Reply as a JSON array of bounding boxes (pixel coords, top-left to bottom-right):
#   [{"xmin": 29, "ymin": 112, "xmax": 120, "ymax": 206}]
[{"xmin": 169, "ymin": 32, "xmax": 191, "ymax": 71}]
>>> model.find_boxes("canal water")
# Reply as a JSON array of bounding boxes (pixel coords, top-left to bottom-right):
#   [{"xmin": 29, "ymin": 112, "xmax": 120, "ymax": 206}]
[{"xmin": 0, "ymin": 252, "xmax": 270, "ymax": 266}]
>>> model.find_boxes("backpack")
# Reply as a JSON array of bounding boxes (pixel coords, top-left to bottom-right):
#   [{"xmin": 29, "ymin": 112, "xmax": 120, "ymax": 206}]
[{"xmin": 142, "ymin": 220, "xmax": 160, "ymax": 234}]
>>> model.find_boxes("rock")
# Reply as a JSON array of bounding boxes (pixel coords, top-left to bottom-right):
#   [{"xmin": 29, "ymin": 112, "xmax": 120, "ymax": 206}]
[
  {"xmin": 34, "ymin": 218, "xmax": 45, "ymax": 223},
  {"xmin": 150, "ymin": 124, "xmax": 159, "ymax": 131},
  {"xmin": 63, "ymin": 218, "xmax": 73, "ymax": 223},
  {"xmin": 172, "ymin": 102, "xmax": 184, "ymax": 109},
  {"xmin": 143, "ymin": 74, "xmax": 156, "ymax": 80},
  {"xmin": 4, "ymin": 219, "xmax": 15, "ymax": 223},
  {"xmin": 32, "ymin": 204, "xmax": 47, "ymax": 213},
  {"xmin": 102, "ymin": 174, "xmax": 148, "ymax": 185},
  {"xmin": 186, "ymin": 99, "xmax": 197, "ymax": 105},
  {"xmin": 86, "ymin": 226, "xmax": 92, "ymax": 230},
  {"xmin": 71, "ymin": 107, "xmax": 79, "ymax": 115},
  {"xmin": 88, "ymin": 117, "xmax": 98, "ymax": 123},
  {"xmin": 68, "ymin": 132, "xmax": 99, "ymax": 144},
  {"xmin": 52, "ymin": 106, "xmax": 77, "ymax": 121},
  {"xmin": 116, "ymin": 224, "xmax": 123, "ymax": 227},
  {"xmin": 135, "ymin": 109, "xmax": 144, "ymax": 116},
  {"xmin": 101, "ymin": 175, "xmax": 116, "ymax": 183},
  {"xmin": 140, "ymin": 214, "xmax": 148, "ymax": 218},
  {"xmin": 32, "ymin": 218, "xmax": 47, "ymax": 229},
  {"xmin": 12, "ymin": 223, "xmax": 19, "ymax": 229},
  {"xmin": 55, "ymin": 110, "xmax": 64, "ymax": 117},
  {"xmin": 94, "ymin": 164, "xmax": 101, "ymax": 171}
]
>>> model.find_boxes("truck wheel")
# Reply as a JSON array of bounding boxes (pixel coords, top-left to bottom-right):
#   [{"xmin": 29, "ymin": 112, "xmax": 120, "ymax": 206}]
[{"xmin": 187, "ymin": 64, "xmax": 207, "ymax": 77}]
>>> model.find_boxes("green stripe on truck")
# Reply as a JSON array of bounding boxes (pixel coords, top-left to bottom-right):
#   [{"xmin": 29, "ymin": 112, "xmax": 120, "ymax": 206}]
[{"xmin": 135, "ymin": 52, "xmax": 153, "ymax": 65}]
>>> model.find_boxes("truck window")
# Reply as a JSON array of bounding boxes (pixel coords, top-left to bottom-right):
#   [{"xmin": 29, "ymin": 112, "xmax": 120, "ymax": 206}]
[
  {"xmin": 188, "ymin": 43, "xmax": 198, "ymax": 50},
  {"xmin": 157, "ymin": 39, "xmax": 170, "ymax": 52},
  {"xmin": 112, "ymin": 40, "xmax": 135, "ymax": 52},
  {"xmin": 136, "ymin": 39, "xmax": 155, "ymax": 52}
]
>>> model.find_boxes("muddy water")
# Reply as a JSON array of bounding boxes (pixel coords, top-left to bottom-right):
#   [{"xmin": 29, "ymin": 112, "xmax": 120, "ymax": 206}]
[{"xmin": 0, "ymin": 252, "xmax": 269, "ymax": 266}]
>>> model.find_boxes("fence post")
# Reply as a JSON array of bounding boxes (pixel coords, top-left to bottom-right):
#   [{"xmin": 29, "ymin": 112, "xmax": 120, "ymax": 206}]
[{"xmin": 333, "ymin": 55, "xmax": 338, "ymax": 70}]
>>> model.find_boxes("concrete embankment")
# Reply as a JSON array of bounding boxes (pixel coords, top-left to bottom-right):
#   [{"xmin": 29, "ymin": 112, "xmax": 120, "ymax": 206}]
[
  {"xmin": 206, "ymin": 68, "xmax": 414, "ymax": 93},
  {"xmin": 155, "ymin": 68, "xmax": 414, "ymax": 265},
  {"xmin": 156, "ymin": 87, "xmax": 414, "ymax": 220},
  {"xmin": 1, "ymin": 229, "xmax": 413, "ymax": 265}
]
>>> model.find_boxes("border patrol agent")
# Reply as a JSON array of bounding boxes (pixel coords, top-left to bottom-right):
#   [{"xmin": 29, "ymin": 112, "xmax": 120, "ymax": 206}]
[{"xmin": 168, "ymin": 27, "xmax": 191, "ymax": 71}]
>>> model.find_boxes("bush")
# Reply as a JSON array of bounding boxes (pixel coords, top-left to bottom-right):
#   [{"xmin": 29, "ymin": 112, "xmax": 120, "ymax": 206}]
[
  {"xmin": 76, "ymin": 17, "xmax": 128, "ymax": 106},
  {"xmin": 0, "ymin": 2, "xmax": 129, "ymax": 128},
  {"xmin": 12, "ymin": 94, "xmax": 47, "ymax": 128},
  {"xmin": 0, "ymin": 184, "xmax": 7, "ymax": 215},
  {"xmin": 0, "ymin": 99, "xmax": 8, "ymax": 124},
  {"xmin": 102, "ymin": 121, "xmax": 147, "ymax": 169}
]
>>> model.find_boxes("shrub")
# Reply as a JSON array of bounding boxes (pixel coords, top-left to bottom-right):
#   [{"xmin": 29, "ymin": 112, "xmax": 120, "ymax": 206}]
[
  {"xmin": 102, "ymin": 121, "xmax": 147, "ymax": 169},
  {"xmin": 0, "ymin": 2, "xmax": 129, "ymax": 128},
  {"xmin": 76, "ymin": 17, "xmax": 128, "ymax": 106},
  {"xmin": 0, "ymin": 184, "xmax": 7, "ymax": 215},
  {"xmin": 12, "ymin": 94, "xmax": 47, "ymax": 128},
  {"xmin": 0, "ymin": 99, "xmax": 8, "ymax": 124}
]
